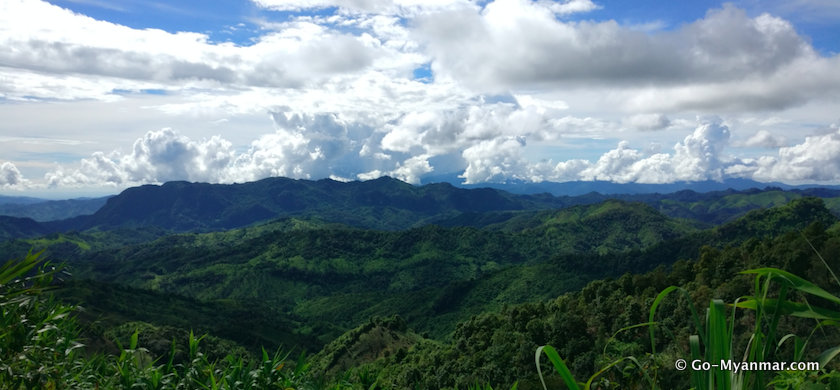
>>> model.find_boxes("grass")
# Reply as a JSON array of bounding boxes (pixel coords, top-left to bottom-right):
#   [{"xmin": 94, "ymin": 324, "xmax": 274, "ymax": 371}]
[{"xmin": 537, "ymin": 257, "xmax": 840, "ymax": 389}]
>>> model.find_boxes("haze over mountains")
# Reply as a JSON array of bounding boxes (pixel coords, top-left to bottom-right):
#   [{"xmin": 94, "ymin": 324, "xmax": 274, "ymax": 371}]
[{"xmin": 2, "ymin": 177, "xmax": 840, "ymax": 240}]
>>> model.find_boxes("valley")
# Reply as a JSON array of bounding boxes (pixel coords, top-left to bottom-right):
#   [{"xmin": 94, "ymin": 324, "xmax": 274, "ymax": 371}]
[{"xmin": 2, "ymin": 178, "xmax": 840, "ymax": 388}]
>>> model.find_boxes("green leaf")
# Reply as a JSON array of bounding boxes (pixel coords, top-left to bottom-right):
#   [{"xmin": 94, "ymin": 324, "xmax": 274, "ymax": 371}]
[
  {"xmin": 741, "ymin": 268, "xmax": 840, "ymax": 305},
  {"xmin": 536, "ymin": 345, "xmax": 581, "ymax": 390},
  {"xmin": 735, "ymin": 299, "xmax": 840, "ymax": 321},
  {"xmin": 817, "ymin": 346, "xmax": 840, "ymax": 368}
]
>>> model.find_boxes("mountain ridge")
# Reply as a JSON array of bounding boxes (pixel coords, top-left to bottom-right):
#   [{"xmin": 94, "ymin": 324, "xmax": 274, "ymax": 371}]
[{"xmin": 1, "ymin": 176, "xmax": 839, "ymax": 243}]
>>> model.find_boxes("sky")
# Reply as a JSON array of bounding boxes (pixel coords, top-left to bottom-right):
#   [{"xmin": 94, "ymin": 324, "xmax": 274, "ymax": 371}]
[{"xmin": 1, "ymin": 0, "xmax": 840, "ymax": 198}]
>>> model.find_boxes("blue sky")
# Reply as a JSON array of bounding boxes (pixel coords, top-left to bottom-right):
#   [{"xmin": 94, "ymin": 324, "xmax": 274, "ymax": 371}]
[{"xmin": 1, "ymin": 0, "xmax": 840, "ymax": 197}]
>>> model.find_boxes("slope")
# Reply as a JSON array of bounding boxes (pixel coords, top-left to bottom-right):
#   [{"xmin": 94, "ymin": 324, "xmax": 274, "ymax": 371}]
[{"xmin": 14, "ymin": 200, "xmax": 695, "ymax": 348}]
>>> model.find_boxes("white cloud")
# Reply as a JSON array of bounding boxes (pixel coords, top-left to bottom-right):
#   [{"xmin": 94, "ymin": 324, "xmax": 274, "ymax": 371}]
[
  {"xmin": 251, "ymin": 0, "xmax": 599, "ymax": 16},
  {"xmin": 1, "ymin": 162, "xmax": 27, "ymax": 188},
  {"xmin": 541, "ymin": 118, "xmax": 733, "ymax": 184},
  {"xmin": 670, "ymin": 119, "xmax": 731, "ymax": 181},
  {"xmin": 228, "ymin": 109, "xmax": 361, "ymax": 182},
  {"xmin": 251, "ymin": 0, "xmax": 477, "ymax": 16},
  {"xmin": 623, "ymin": 113, "xmax": 671, "ymax": 131},
  {"xmin": 390, "ymin": 154, "xmax": 433, "ymax": 184},
  {"xmin": 741, "ymin": 130, "xmax": 787, "ymax": 148},
  {"xmin": 46, "ymin": 129, "xmax": 236, "ymax": 187},
  {"xmin": 460, "ymin": 136, "xmax": 527, "ymax": 183},
  {"xmin": 533, "ymin": 159, "xmax": 591, "ymax": 183},
  {"xmin": 4, "ymin": 0, "xmax": 840, "ymax": 193},
  {"xmin": 0, "ymin": 0, "xmax": 386, "ymax": 101},
  {"xmin": 416, "ymin": 2, "xmax": 840, "ymax": 111},
  {"xmin": 752, "ymin": 126, "xmax": 840, "ymax": 182}
]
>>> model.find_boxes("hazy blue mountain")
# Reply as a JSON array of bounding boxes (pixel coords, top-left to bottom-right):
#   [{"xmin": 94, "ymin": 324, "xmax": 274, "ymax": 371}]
[
  {"xmin": 0, "ymin": 216, "xmax": 50, "ymax": 241},
  {"xmin": 0, "ymin": 197, "xmax": 110, "ymax": 222},
  {"xmin": 422, "ymin": 174, "xmax": 840, "ymax": 196},
  {"xmin": 0, "ymin": 195, "xmax": 46, "ymax": 205},
  {"xmin": 0, "ymin": 177, "xmax": 837, "ymax": 242}
]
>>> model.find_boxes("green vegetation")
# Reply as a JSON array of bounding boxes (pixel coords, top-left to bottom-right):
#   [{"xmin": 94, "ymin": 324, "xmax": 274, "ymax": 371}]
[
  {"xmin": 0, "ymin": 196, "xmax": 108, "ymax": 222},
  {"xmin": 0, "ymin": 252, "xmax": 348, "ymax": 389},
  {"xmin": 3, "ymin": 200, "xmax": 704, "ymax": 347},
  {"xmin": 536, "ymin": 266, "xmax": 840, "ymax": 389},
  {"xmin": 3, "ymin": 189, "xmax": 840, "ymax": 388}
]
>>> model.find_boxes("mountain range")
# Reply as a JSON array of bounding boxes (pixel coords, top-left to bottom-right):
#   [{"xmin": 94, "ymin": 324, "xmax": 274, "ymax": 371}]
[
  {"xmin": 2, "ymin": 177, "xmax": 840, "ymax": 241},
  {"xmin": 2, "ymin": 176, "xmax": 840, "ymax": 388}
]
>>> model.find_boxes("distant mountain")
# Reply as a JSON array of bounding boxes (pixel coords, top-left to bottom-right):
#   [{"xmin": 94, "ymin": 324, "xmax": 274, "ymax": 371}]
[
  {"xmin": 0, "ymin": 195, "xmax": 46, "ymax": 205},
  {"xmin": 43, "ymin": 177, "xmax": 579, "ymax": 232},
  {"xmin": 0, "ymin": 216, "xmax": 50, "ymax": 241},
  {"xmin": 423, "ymin": 174, "xmax": 840, "ymax": 196},
  {"xmin": 0, "ymin": 176, "xmax": 837, "ymax": 241},
  {"xmin": 0, "ymin": 197, "xmax": 110, "ymax": 222}
]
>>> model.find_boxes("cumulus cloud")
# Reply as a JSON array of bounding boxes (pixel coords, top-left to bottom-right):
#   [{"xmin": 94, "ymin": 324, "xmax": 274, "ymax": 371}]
[
  {"xmin": 752, "ymin": 126, "xmax": 840, "ymax": 182},
  {"xmin": 252, "ymin": 0, "xmax": 599, "ymax": 15},
  {"xmin": 36, "ymin": 115, "xmax": 840, "ymax": 191},
  {"xmin": 423, "ymin": 3, "xmax": 782, "ymax": 86},
  {"xmin": 390, "ymin": 154, "xmax": 434, "ymax": 184},
  {"xmin": 460, "ymin": 136, "xmax": 528, "ymax": 183},
  {"xmin": 252, "ymin": 0, "xmax": 487, "ymax": 16},
  {"xmin": 0, "ymin": 0, "xmax": 383, "ymax": 100},
  {"xmin": 416, "ymin": 2, "xmax": 840, "ymax": 111},
  {"xmin": 624, "ymin": 113, "xmax": 671, "ymax": 131},
  {"xmin": 532, "ymin": 118, "xmax": 733, "ymax": 184},
  {"xmin": 741, "ymin": 130, "xmax": 787, "ymax": 148},
  {"xmin": 227, "ymin": 109, "xmax": 366, "ymax": 182},
  {"xmin": 6, "ymin": 0, "xmax": 840, "ymax": 192},
  {"xmin": 46, "ymin": 129, "xmax": 235, "ymax": 187},
  {"xmin": 1, "ymin": 162, "xmax": 27, "ymax": 188},
  {"xmin": 671, "ymin": 119, "xmax": 731, "ymax": 181}
]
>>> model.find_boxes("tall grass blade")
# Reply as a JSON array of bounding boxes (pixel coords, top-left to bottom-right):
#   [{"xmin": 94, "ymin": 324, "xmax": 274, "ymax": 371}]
[
  {"xmin": 649, "ymin": 286, "xmax": 705, "ymax": 355},
  {"xmin": 689, "ymin": 335, "xmax": 707, "ymax": 390},
  {"xmin": 817, "ymin": 346, "xmax": 840, "ymax": 368},
  {"xmin": 535, "ymin": 345, "xmax": 581, "ymax": 390},
  {"xmin": 707, "ymin": 299, "xmax": 731, "ymax": 390},
  {"xmin": 735, "ymin": 299, "xmax": 840, "ymax": 320},
  {"xmin": 801, "ymin": 232, "xmax": 840, "ymax": 288},
  {"xmin": 741, "ymin": 268, "xmax": 840, "ymax": 305}
]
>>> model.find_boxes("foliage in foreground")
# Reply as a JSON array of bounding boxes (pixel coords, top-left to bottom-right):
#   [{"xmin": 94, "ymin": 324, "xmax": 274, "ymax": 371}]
[
  {"xmin": 537, "ymin": 264, "xmax": 840, "ymax": 389},
  {"xmin": 0, "ymin": 251, "xmax": 344, "ymax": 389}
]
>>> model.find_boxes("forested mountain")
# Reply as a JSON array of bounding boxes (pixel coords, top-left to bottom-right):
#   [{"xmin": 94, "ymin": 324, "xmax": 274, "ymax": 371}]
[
  {"xmin": 0, "ymin": 196, "xmax": 109, "ymax": 221},
  {"xmin": 0, "ymin": 215, "xmax": 50, "ymax": 241},
  {"xmin": 54, "ymin": 177, "xmax": 567, "ymax": 232},
  {"xmin": 4, "ymin": 200, "xmax": 696, "ymax": 348},
  {"xmin": 3, "ymin": 177, "xmax": 840, "ymax": 389},
  {"xmin": 2, "ymin": 177, "xmax": 839, "ymax": 244},
  {"xmin": 325, "ymin": 217, "xmax": 840, "ymax": 389}
]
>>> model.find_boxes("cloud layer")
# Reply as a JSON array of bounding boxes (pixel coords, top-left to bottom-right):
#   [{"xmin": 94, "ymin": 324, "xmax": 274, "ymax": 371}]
[
  {"xmin": 31, "ymin": 119, "xmax": 840, "ymax": 189},
  {"xmin": 2, "ymin": 0, "xmax": 840, "ymax": 193}
]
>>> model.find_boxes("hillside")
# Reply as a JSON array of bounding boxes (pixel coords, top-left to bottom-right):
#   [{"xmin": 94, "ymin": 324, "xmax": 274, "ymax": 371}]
[
  {"xmin": 27, "ymin": 200, "xmax": 690, "ymax": 345},
  {"xmin": 307, "ymin": 204, "xmax": 840, "ymax": 388},
  {"xmin": 5, "ymin": 197, "xmax": 825, "ymax": 358},
  {"xmin": 3, "ymin": 183, "xmax": 840, "ymax": 388},
  {"xmin": 2, "ymin": 178, "xmax": 840, "ymax": 244},
  {"xmin": 0, "ymin": 196, "xmax": 109, "ymax": 221},
  {"xmin": 43, "ymin": 177, "xmax": 571, "ymax": 232},
  {"xmin": 0, "ymin": 215, "xmax": 49, "ymax": 241}
]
